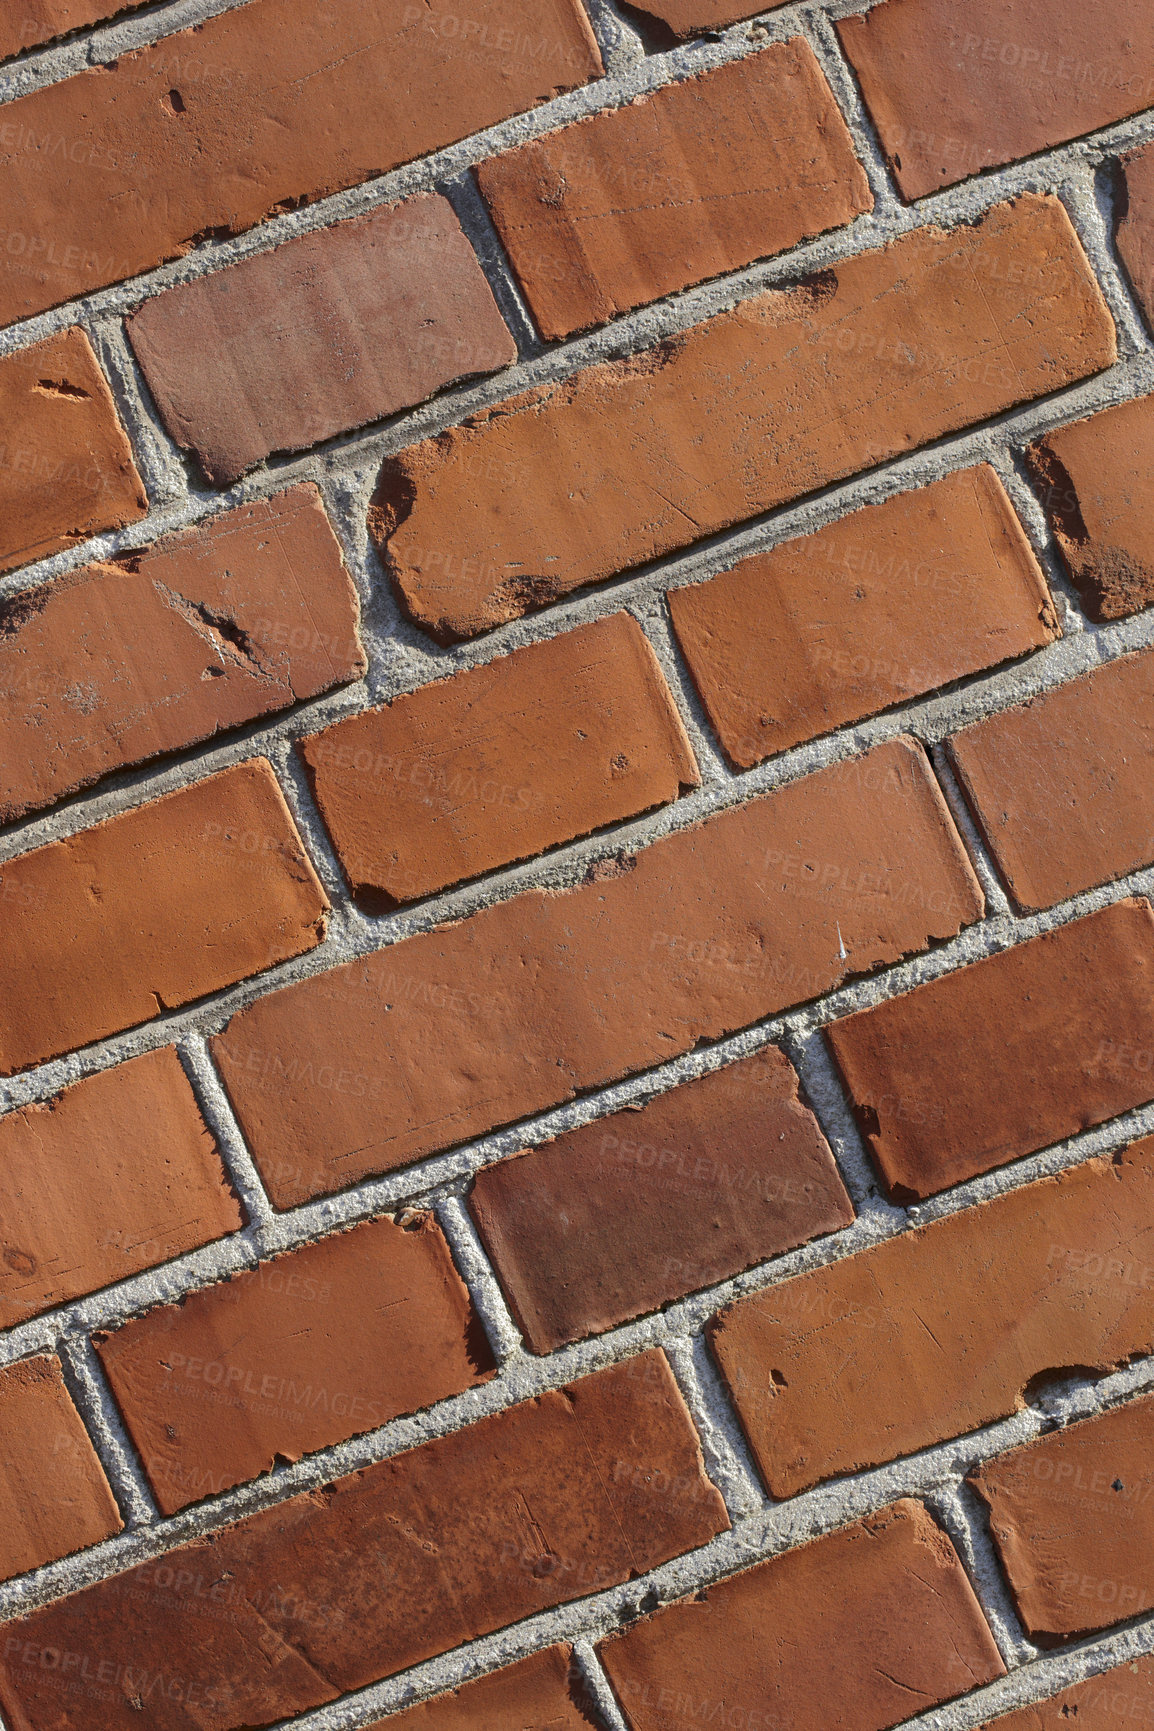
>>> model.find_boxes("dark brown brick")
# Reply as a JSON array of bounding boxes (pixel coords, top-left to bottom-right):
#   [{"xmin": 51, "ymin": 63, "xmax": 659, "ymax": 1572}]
[
  {"xmin": 213, "ymin": 737, "xmax": 982, "ymax": 1207},
  {"xmin": 470, "ymin": 1046, "xmax": 853, "ymax": 1353},
  {"xmin": 826, "ymin": 900, "xmax": 1154, "ymax": 1200},
  {"xmin": 477, "ymin": 43, "xmax": 870, "ymax": 338}
]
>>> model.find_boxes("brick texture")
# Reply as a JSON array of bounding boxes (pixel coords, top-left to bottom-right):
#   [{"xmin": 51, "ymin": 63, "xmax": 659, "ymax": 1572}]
[
  {"xmin": 0, "ymin": 1, "xmax": 132, "ymax": 60},
  {"xmin": 0, "ymin": 485, "xmax": 363, "ymax": 825},
  {"xmin": 377, "ymin": 1646, "xmax": 601, "ymax": 1730},
  {"xmin": 214, "ymin": 737, "xmax": 981, "ymax": 1207},
  {"xmin": 128, "ymin": 197, "xmax": 516, "ymax": 486},
  {"xmin": 669, "ymin": 464, "xmax": 1057, "ymax": 768},
  {"xmin": 826, "ymin": 900, "xmax": 1154, "ymax": 1201},
  {"xmin": 0, "ymin": 1048, "xmax": 241, "ymax": 1329},
  {"xmin": 1117, "ymin": 142, "xmax": 1154, "ymax": 332},
  {"xmin": 837, "ymin": 0, "xmax": 1154, "ymax": 202},
  {"xmin": 0, "ymin": 1353, "xmax": 727, "ymax": 1731},
  {"xmin": 96, "ymin": 1213, "xmax": 494, "ymax": 1513},
  {"xmin": 372, "ymin": 195, "xmax": 1113, "ymax": 640},
  {"xmin": 979, "ymin": 1656, "xmax": 1154, "ymax": 1731},
  {"xmin": 0, "ymin": 759, "xmax": 328, "ymax": 1075},
  {"xmin": 470, "ymin": 1046, "xmax": 852, "ymax": 1353},
  {"xmin": 621, "ymin": 0, "xmax": 789, "ymax": 38},
  {"xmin": 1024, "ymin": 393, "xmax": 1154, "ymax": 621},
  {"xmin": 477, "ymin": 43, "xmax": 870, "ymax": 339},
  {"xmin": 0, "ymin": 0, "xmax": 602, "ymax": 328},
  {"xmin": 971, "ymin": 1394, "xmax": 1154, "ymax": 1643},
  {"xmin": 598, "ymin": 1500, "xmax": 1004, "ymax": 1731},
  {"xmin": 710, "ymin": 1143, "xmax": 1154, "ymax": 1497},
  {"xmin": 0, "ymin": 328, "xmax": 146, "ymax": 577},
  {"xmin": 949, "ymin": 649, "xmax": 1154, "ymax": 911},
  {"xmin": 301, "ymin": 612, "xmax": 698, "ymax": 905},
  {"xmin": 0, "ymin": 1355, "xmax": 122, "ymax": 1582}
]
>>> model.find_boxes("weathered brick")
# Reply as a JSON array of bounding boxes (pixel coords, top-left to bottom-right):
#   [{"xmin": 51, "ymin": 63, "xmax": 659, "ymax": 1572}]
[
  {"xmin": 376, "ymin": 1646, "xmax": 600, "ymax": 1730},
  {"xmin": 710, "ymin": 1145, "xmax": 1154, "ymax": 1498},
  {"xmin": 0, "ymin": 0, "xmax": 601, "ymax": 328},
  {"xmin": 372, "ymin": 195, "xmax": 1112, "ymax": 640},
  {"xmin": 826, "ymin": 900, "xmax": 1154, "ymax": 1201},
  {"xmin": 301, "ymin": 613, "xmax": 698, "ymax": 906},
  {"xmin": 213, "ymin": 736, "xmax": 981, "ymax": 1207},
  {"xmin": 670, "ymin": 465, "xmax": 1057, "ymax": 768},
  {"xmin": 0, "ymin": 759, "xmax": 327, "ymax": 1076},
  {"xmin": 0, "ymin": 485, "xmax": 363, "ymax": 826},
  {"xmin": 0, "ymin": 1, "xmax": 133, "ymax": 60},
  {"xmin": 949, "ymin": 650, "xmax": 1154, "ymax": 912},
  {"xmin": 0, "ymin": 1353, "xmax": 727, "ymax": 1731},
  {"xmin": 1117, "ymin": 143, "xmax": 1154, "ymax": 333},
  {"xmin": 971, "ymin": 1394, "xmax": 1154, "ymax": 1644},
  {"xmin": 129, "ymin": 197, "xmax": 516, "ymax": 487},
  {"xmin": 837, "ymin": 0, "xmax": 1154, "ymax": 202},
  {"xmin": 477, "ymin": 43, "xmax": 870, "ymax": 339},
  {"xmin": 1024, "ymin": 393, "xmax": 1154, "ymax": 621},
  {"xmin": 97, "ymin": 1213, "xmax": 495, "ymax": 1514},
  {"xmin": 619, "ymin": 0, "xmax": 788, "ymax": 38},
  {"xmin": 470, "ymin": 1047, "xmax": 852, "ymax": 1354},
  {"xmin": 598, "ymin": 1499, "xmax": 1004, "ymax": 1731},
  {"xmin": 0, "ymin": 328, "xmax": 146, "ymax": 577},
  {"xmin": 978, "ymin": 1656, "xmax": 1154, "ymax": 1731},
  {"xmin": 0, "ymin": 1048, "xmax": 241, "ymax": 1329},
  {"xmin": 0, "ymin": 1355, "xmax": 121, "ymax": 1582}
]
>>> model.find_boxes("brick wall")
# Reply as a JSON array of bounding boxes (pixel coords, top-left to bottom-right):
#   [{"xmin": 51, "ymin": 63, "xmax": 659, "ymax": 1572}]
[{"xmin": 2, "ymin": 0, "xmax": 1154, "ymax": 1727}]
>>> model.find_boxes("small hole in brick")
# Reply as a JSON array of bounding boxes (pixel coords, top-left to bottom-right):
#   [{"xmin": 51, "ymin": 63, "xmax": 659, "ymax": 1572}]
[{"xmin": 165, "ymin": 89, "xmax": 186, "ymax": 114}]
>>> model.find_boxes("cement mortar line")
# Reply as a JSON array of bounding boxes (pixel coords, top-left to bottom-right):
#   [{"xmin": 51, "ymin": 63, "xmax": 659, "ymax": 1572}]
[{"xmin": 923, "ymin": 1481, "xmax": 1037, "ymax": 1669}]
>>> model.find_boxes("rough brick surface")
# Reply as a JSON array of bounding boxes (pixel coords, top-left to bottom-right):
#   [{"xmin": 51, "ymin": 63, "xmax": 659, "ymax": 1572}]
[
  {"xmin": 372, "ymin": 195, "xmax": 1112, "ymax": 640},
  {"xmin": 979, "ymin": 1656, "xmax": 1154, "ymax": 1731},
  {"xmin": 710, "ymin": 1145, "xmax": 1154, "ymax": 1497},
  {"xmin": 598, "ymin": 1500, "xmax": 1004, "ymax": 1731},
  {"xmin": 949, "ymin": 649, "xmax": 1154, "ymax": 912},
  {"xmin": 97, "ymin": 1213, "xmax": 494, "ymax": 1514},
  {"xmin": 129, "ymin": 197, "xmax": 516, "ymax": 487},
  {"xmin": 0, "ymin": 1, "xmax": 132, "ymax": 59},
  {"xmin": 0, "ymin": 1353, "xmax": 727, "ymax": 1730},
  {"xmin": 477, "ymin": 43, "xmax": 870, "ymax": 339},
  {"xmin": 0, "ymin": 328, "xmax": 146, "ymax": 577},
  {"xmin": 214, "ymin": 737, "xmax": 981, "ymax": 1206},
  {"xmin": 0, "ymin": 1048, "xmax": 241, "ymax": 1329},
  {"xmin": 301, "ymin": 612, "xmax": 698, "ymax": 906},
  {"xmin": 669, "ymin": 465, "xmax": 1057, "ymax": 768},
  {"xmin": 971, "ymin": 1395, "xmax": 1154, "ymax": 1644},
  {"xmin": 0, "ymin": 759, "xmax": 328, "ymax": 1075},
  {"xmin": 838, "ymin": 0, "xmax": 1154, "ymax": 202},
  {"xmin": 0, "ymin": 485, "xmax": 363, "ymax": 825},
  {"xmin": 0, "ymin": 1355, "xmax": 122, "ymax": 1582},
  {"xmin": 377, "ymin": 1646, "xmax": 600, "ymax": 1730},
  {"xmin": 620, "ymin": 0, "xmax": 788, "ymax": 38},
  {"xmin": 470, "ymin": 1046, "xmax": 853, "ymax": 1353},
  {"xmin": 1024, "ymin": 393, "xmax": 1154, "ymax": 622},
  {"xmin": 0, "ymin": 0, "xmax": 603, "ymax": 327},
  {"xmin": 826, "ymin": 900, "xmax": 1154, "ymax": 1201},
  {"xmin": 1117, "ymin": 142, "xmax": 1154, "ymax": 332}
]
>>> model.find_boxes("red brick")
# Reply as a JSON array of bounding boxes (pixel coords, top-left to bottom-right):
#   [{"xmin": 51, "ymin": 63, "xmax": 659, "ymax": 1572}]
[
  {"xmin": 0, "ymin": 1355, "xmax": 121, "ymax": 1582},
  {"xmin": 470, "ymin": 1047, "xmax": 853, "ymax": 1354},
  {"xmin": 97, "ymin": 1213, "xmax": 494, "ymax": 1514},
  {"xmin": 0, "ymin": 329, "xmax": 146, "ymax": 577},
  {"xmin": 826, "ymin": 900, "xmax": 1154, "ymax": 1201},
  {"xmin": 1024, "ymin": 393, "xmax": 1154, "ymax": 621},
  {"xmin": 971, "ymin": 1394, "xmax": 1154, "ymax": 1644},
  {"xmin": 0, "ymin": 0, "xmax": 601, "ymax": 329},
  {"xmin": 837, "ymin": 0, "xmax": 1154, "ymax": 202},
  {"xmin": 599, "ymin": 1499, "xmax": 1004, "ymax": 1731},
  {"xmin": 476, "ymin": 44, "xmax": 870, "ymax": 339},
  {"xmin": 301, "ymin": 613, "xmax": 698, "ymax": 906},
  {"xmin": 620, "ymin": 0, "xmax": 789, "ymax": 38},
  {"xmin": 374, "ymin": 1646, "xmax": 600, "ymax": 1730},
  {"xmin": 978, "ymin": 1656, "xmax": 1154, "ymax": 1731},
  {"xmin": 213, "ymin": 736, "xmax": 982, "ymax": 1207},
  {"xmin": 1117, "ymin": 143, "xmax": 1154, "ymax": 333},
  {"xmin": 128, "ymin": 197, "xmax": 516, "ymax": 487},
  {"xmin": 710, "ymin": 1144, "xmax": 1154, "ymax": 1498},
  {"xmin": 0, "ymin": 759, "xmax": 327, "ymax": 1076},
  {"xmin": 0, "ymin": 1352, "xmax": 727, "ymax": 1731},
  {"xmin": 0, "ymin": 485, "xmax": 363, "ymax": 826},
  {"xmin": 949, "ymin": 650, "xmax": 1154, "ymax": 912},
  {"xmin": 0, "ymin": 1, "xmax": 134, "ymax": 59},
  {"xmin": 670, "ymin": 465, "xmax": 1057, "ymax": 769},
  {"xmin": 372, "ymin": 195, "xmax": 1112, "ymax": 641},
  {"xmin": 0, "ymin": 1048, "xmax": 241, "ymax": 1329}
]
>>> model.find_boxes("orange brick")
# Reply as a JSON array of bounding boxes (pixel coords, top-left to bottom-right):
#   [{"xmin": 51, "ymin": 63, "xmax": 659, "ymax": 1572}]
[{"xmin": 0, "ymin": 1355, "xmax": 121, "ymax": 1582}]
